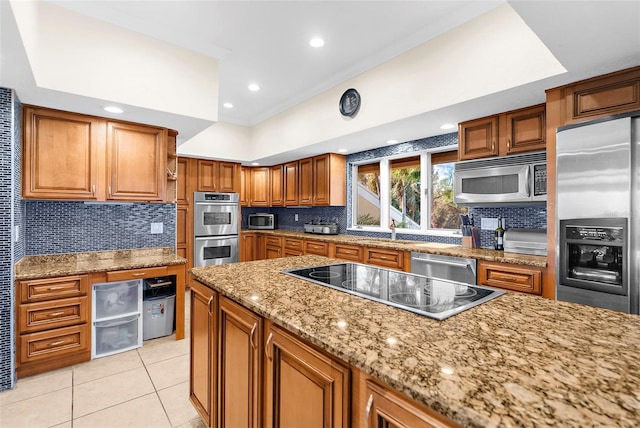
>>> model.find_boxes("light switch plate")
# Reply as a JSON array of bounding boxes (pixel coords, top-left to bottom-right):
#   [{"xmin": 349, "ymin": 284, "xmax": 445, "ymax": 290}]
[
  {"xmin": 295, "ymin": 214, "xmax": 299, "ymax": 222},
  {"xmin": 150, "ymin": 222, "xmax": 163, "ymax": 234},
  {"xmin": 481, "ymin": 218, "xmax": 499, "ymax": 230}
]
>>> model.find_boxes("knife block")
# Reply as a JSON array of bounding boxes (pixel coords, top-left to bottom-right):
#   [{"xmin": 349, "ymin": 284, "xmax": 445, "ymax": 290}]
[{"xmin": 462, "ymin": 236, "xmax": 473, "ymax": 248}]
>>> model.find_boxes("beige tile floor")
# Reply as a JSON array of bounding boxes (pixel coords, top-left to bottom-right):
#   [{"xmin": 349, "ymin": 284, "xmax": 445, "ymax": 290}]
[{"xmin": 0, "ymin": 292, "xmax": 204, "ymax": 428}]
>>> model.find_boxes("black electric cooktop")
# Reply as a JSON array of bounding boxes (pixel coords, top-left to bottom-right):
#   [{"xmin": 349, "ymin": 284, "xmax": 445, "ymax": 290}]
[{"xmin": 283, "ymin": 263, "xmax": 504, "ymax": 320}]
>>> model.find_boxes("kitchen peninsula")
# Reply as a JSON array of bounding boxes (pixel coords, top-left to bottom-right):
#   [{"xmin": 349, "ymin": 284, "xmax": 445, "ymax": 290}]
[{"xmin": 190, "ymin": 255, "xmax": 640, "ymax": 427}]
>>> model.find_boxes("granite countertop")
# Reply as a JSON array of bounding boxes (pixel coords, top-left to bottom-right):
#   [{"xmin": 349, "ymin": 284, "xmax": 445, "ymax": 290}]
[
  {"xmin": 191, "ymin": 255, "xmax": 640, "ymax": 428},
  {"xmin": 241, "ymin": 229, "xmax": 547, "ymax": 268},
  {"xmin": 15, "ymin": 247, "xmax": 187, "ymax": 280}
]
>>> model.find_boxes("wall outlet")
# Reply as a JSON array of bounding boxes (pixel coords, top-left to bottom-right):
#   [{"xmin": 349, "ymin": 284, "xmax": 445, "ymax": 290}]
[
  {"xmin": 150, "ymin": 222, "xmax": 163, "ymax": 234},
  {"xmin": 294, "ymin": 214, "xmax": 299, "ymax": 222},
  {"xmin": 481, "ymin": 218, "xmax": 499, "ymax": 230}
]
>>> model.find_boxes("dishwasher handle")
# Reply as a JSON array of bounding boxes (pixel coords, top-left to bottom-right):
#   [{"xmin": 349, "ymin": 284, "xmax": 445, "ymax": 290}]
[{"xmin": 410, "ymin": 257, "xmax": 473, "ymax": 269}]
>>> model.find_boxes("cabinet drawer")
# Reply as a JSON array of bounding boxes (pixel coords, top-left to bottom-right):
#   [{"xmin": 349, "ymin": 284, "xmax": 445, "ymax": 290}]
[
  {"xmin": 365, "ymin": 248, "xmax": 404, "ymax": 270},
  {"xmin": 304, "ymin": 241, "xmax": 329, "ymax": 256},
  {"xmin": 478, "ymin": 262, "xmax": 542, "ymax": 295},
  {"xmin": 19, "ymin": 296, "xmax": 89, "ymax": 333},
  {"xmin": 20, "ymin": 275, "xmax": 89, "ymax": 303},
  {"xmin": 283, "ymin": 238, "xmax": 304, "ymax": 252},
  {"xmin": 265, "ymin": 236, "xmax": 282, "ymax": 247},
  {"xmin": 334, "ymin": 244, "xmax": 363, "ymax": 262},
  {"xmin": 106, "ymin": 266, "xmax": 167, "ymax": 282},
  {"xmin": 19, "ymin": 324, "xmax": 89, "ymax": 364}
]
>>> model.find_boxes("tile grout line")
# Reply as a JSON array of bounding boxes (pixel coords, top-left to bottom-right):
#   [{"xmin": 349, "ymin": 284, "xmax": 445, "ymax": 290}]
[{"xmin": 139, "ymin": 347, "xmax": 174, "ymax": 427}]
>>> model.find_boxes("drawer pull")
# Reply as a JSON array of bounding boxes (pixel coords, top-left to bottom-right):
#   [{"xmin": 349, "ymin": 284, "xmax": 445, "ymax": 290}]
[
  {"xmin": 49, "ymin": 340, "xmax": 65, "ymax": 347},
  {"xmin": 47, "ymin": 286, "xmax": 65, "ymax": 291},
  {"xmin": 48, "ymin": 312, "xmax": 65, "ymax": 317},
  {"xmin": 365, "ymin": 394, "xmax": 374, "ymax": 423},
  {"xmin": 498, "ymin": 275, "xmax": 518, "ymax": 282},
  {"xmin": 207, "ymin": 296, "xmax": 214, "ymax": 315},
  {"xmin": 265, "ymin": 332, "xmax": 273, "ymax": 360},
  {"xmin": 131, "ymin": 273, "xmax": 146, "ymax": 277},
  {"xmin": 249, "ymin": 323, "xmax": 257, "ymax": 350}
]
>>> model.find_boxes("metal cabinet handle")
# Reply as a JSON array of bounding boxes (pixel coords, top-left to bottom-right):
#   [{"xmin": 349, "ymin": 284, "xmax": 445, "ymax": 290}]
[
  {"xmin": 131, "ymin": 273, "xmax": 146, "ymax": 277},
  {"xmin": 507, "ymin": 139, "xmax": 511, "ymax": 150},
  {"xmin": 207, "ymin": 296, "xmax": 214, "ymax": 315},
  {"xmin": 498, "ymin": 275, "xmax": 518, "ymax": 282},
  {"xmin": 49, "ymin": 340, "xmax": 65, "ymax": 347},
  {"xmin": 492, "ymin": 141, "xmax": 495, "ymax": 152},
  {"xmin": 108, "ymin": 186, "xmax": 111, "ymax": 195},
  {"xmin": 92, "ymin": 184, "xmax": 96, "ymax": 195},
  {"xmin": 48, "ymin": 311, "xmax": 65, "ymax": 317},
  {"xmin": 365, "ymin": 394, "xmax": 374, "ymax": 424},
  {"xmin": 47, "ymin": 286, "xmax": 65, "ymax": 291},
  {"xmin": 249, "ymin": 322, "xmax": 257, "ymax": 349},
  {"xmin": 265, "ymin": 332, "xmax": 273, "ymax": 360}
]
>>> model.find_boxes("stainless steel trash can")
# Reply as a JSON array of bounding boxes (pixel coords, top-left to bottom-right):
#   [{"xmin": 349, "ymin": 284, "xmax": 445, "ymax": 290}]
[{"xmin": 142, "ymin": 277, "xmax": 176, "ymax": 340}]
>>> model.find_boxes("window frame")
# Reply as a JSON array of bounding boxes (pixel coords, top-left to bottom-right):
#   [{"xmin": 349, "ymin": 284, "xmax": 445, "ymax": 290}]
[{"xmin": 349, "ymin": 145, "xmax": 460, "ymax": 237}]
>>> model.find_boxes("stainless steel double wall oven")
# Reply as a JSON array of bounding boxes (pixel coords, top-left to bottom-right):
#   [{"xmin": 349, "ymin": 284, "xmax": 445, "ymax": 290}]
[{"xmin": 193, "ymin": 192, "xmax": 239, "ymax": 267}]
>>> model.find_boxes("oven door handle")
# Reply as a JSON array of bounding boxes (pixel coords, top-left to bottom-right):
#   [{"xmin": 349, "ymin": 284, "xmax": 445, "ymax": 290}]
[{"xmin": 194, "ymin": 236, "xmax": 238, "ymax": 241}]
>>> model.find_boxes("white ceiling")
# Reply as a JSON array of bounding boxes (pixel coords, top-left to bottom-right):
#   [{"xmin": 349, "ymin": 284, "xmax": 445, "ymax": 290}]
[{"xmin": 2, "ymin": 1, "xmax": 640, "ymax": 164}]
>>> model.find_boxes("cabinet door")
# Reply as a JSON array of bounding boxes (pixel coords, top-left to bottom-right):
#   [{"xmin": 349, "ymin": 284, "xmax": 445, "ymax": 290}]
[
  {"xmin": 363, "ymin": 380, "xmax": 456, "ymax": 428},
  {"xmin": 284, "ymin": 162, "xmax": 299, "ymax": 206},
  {"xmin": 458, "ymin": 116, "xmax": 499, "ymax": 161},
  {"xmin": 365, "ymin": 248, "xmax": 405, "ymax": 270},
  {"xmin": 218, "ymin": 297, "xmax": 262, "ymax": 428},
  {"xmin": 304, "ymin": 241, "xmax": 329, "ymax": 257},
  {"xmin": 477, "ymin": 261, "xmax": 542, "ymax": 295},
  {"xmin": 271, "ymin": 165, "xmax": 285, "ymax": 206},
  {"xmin": 240, "ymin": 167, "xmax": 250, "ymax": 206},
  {"xmin": 334, "ymin": 244, "xmax": 363, "ymax": 263},
  {"xmin": 313, "ymin": 154, "xmax": 345, "ymax": 206},
  {"xmin": 298, "ymin": 158, "xmax": 313, "ymax": 206},
  {"xmin": 250, "ymin": 168, "xmax": 271, "ymax": 207},
  {"xmin": 264, "ymin": 321, "xmax": 350, "ymax": 428},
  {"xmin": 502, "ymin": 104, "xmax": 546, "ymax": 155},
  {"xmin": 177, "ymin": 205, "xmax": 191, "ymax": 269},
  {"xmin": 177, "ymin": 157, "xmax": 192, "ymax": 205},
  {"xmin": 198, "ymin": 160, "xmax": 219, "ymax": 192},
  {"xmin": 190, "ymin": 281, "xmax": 218, "ymax": 428},
  {"xmin": 241, "ymin": 233, "xmax": 257, "ymax": 262},
  {"xmin": 218, "ymin": 162, "xmax": 238, "ymax": 193},
  {"xmin": 107, "ymin": 121, "xmax": 166, "ymax": 201},
  {"xmin": 22, "ymin": 107, "xmax": 100, "ymax": 200},
  {"xmin": 265, "ymin": 246, "xmax": 282, "ymax": 259}
]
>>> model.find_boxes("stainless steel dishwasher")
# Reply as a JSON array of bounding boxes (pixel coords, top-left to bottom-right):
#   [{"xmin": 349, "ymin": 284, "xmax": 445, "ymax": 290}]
[{"xmin": 410, "ymin": 252, "xmax": 477, "ymax": 285}]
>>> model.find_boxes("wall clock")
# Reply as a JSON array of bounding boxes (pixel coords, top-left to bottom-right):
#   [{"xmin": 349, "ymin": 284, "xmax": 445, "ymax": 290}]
[{"xmin": 339, "ymin": 88, "xmax": 361, "ymax": 117}]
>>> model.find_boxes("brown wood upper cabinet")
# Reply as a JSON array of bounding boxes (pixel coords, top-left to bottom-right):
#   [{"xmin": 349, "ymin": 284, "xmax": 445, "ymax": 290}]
[
  {"xmin": 458, "ymin": 104, "xmax": 546, "ymax": 161},
  {"xmin": 313, "ymin": 153, "xmax": 346, "ymax": 205},
  {"xmin": 284, "ymin": 161, "xmax": 299, "ymax": 206},
  {"xmin": 23, "ymin": 106, "xmax": 173, "ymax": 202},
  {"xmin": 107, "ymin": 121, "xmax": 166, "ymax": 201},
  {"xmin": 250, "ymin": 167, "xmax": 271, "ymax": 207},
  {"xmin": 22, "ymin": 106, "xmax": 101, "ymax": 200},
  {"xmin": 196, "ymin": 159, "xmax": 239, "ymax": 193},
  {"xmin": 270, "ymin": 165, "xmax": 284, "ymax": 206},
  {"xmin": 298, "ymin": 157, "xmax": 314, "ymax": 206},
  {"xmin": 240, "ymin": 167, "xmax": 250, "ymax": 206}
]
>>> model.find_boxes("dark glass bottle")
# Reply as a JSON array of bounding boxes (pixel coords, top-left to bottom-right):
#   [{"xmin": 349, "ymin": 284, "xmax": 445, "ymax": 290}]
[{"xmin": 494, "ymin": 218, "xmax": 505, "ymax": 250}]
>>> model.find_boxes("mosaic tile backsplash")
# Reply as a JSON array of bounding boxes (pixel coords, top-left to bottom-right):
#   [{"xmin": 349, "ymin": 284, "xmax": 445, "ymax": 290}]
[
  {"xmin": 25, "ymin": 201, "xmax": 176, "ymax": 255},
  {"xmin": 1, "ymin": 87, "xmax": 16, "ymax": 390}
]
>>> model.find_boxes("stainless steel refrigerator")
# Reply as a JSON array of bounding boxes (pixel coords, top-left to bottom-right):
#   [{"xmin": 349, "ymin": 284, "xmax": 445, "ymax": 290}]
[{"xmin": 556, "ymin": 111, "xmax": 639, "ymax": 313}]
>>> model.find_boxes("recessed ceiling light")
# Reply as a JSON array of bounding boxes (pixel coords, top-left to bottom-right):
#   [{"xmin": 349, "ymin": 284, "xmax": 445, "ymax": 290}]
[
  {"xmin": 338, "ymin": 148, "xmax": 348, "ymax": 153},
  {"xmin": 104, "ymin": 106, "xmax": 124, "ymax": 114},
  {"xmin": 251, "ymin": 162, "xmax": 260, "ymax": 166},
  {"xmin": 223, "ymin": 102, "xmax": 233, "ymax": 109},
  {"xmin": 309, "ymin": 37, "xmax": 325, "ymax": 48},
  {"xmin": 440, "ymin": 123, "xmax": 456, "ymax": 130},
  {"xmin": 248, "ymin": 83, "xmax": 260, "ymax": 92},
  {"xmin": 386, "ymin": 139, "xmax": 398, "ymax": 145}
]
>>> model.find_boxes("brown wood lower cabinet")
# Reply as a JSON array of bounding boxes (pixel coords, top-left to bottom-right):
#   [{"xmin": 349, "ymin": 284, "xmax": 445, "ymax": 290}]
[
  {"xmin": 265, "ymin": 236, "xmax": 283, "ymax": 259},
  {"xmin": 283, "ymin": 237, "xmax": 304, "ymax": 257},
  {"xmin": 365, "ymin": 248, "xmax": 405, "ymax": 271},
  {"xmin": 190, "ymin": 279, "xmax": 459, "ymax": 428},
  {"xmin": 189, "ymin": 280, "xmax": 218, "ymax": 427},
  {"xmin": 477, "ymin": 260, "xmax": 543, "ymax": 295},
  {"xmin": 219, "ymin": 297, "xmax": 262, "ymax": 428},
  {"xmin": 263, "ymin": 320, "xmax": 350, "ymax": 428},
  {"xmin": 304, "ymin": 240, "xmax": 329, "ymax": 257},
  {"xmin": 334, "ymin": 244, "xmax": 364, "ymax": 263}
]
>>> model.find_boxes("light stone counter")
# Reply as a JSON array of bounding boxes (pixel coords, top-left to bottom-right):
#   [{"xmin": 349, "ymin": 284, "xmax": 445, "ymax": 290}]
[
  {"xmin": 242, "ymin": 229, "xmax": 547, "ymax": 268},
  {"xmin": 191, "ymin": 255, "xmax": 640, "ymax": 428},
  {"xmin": 15, "ymin": 247, "xmax": 187, "ymax": 280}
]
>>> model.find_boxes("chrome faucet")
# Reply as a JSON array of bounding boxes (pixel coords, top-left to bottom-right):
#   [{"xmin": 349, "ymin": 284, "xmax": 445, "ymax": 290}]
[{"xmin": 390, "ymin": 219, "xmax": 397, "ymax": 240}]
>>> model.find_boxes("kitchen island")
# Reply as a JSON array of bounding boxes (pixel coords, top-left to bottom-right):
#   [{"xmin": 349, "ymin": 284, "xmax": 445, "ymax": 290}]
[{"xmin": 190, "ymin": 255, "xmax": 640, "ymax": 427}]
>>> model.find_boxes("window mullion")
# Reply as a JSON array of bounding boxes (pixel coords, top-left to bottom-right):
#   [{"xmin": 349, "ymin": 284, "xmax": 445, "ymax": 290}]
[
  {"xmin": 421, "ymin": 153, "xmax": 430, "ymax": 233},
  {"xmin": 379, "ymin": 158, "xmax": 390, "ymax": 229}
]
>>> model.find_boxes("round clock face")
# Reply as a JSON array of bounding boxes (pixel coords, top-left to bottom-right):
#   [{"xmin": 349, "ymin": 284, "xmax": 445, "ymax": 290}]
[{"xmin": 339, "ymin": 88, "xmax": 361, "ymax": 117}]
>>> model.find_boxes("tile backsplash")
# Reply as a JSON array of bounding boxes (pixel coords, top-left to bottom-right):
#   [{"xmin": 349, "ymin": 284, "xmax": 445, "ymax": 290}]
[
  {"xmin": 25, "ymin": 201, "xmax": 176, "ymax": 255},
  {"xmin": 468, "ymin": 206, "xmax": 547, "ymax": 249}
]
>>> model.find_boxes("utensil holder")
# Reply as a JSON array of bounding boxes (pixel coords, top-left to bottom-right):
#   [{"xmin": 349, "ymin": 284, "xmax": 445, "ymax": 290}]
[{"xmin": 462, "ymin": 236, "xmax": 473, "ymax": 248}]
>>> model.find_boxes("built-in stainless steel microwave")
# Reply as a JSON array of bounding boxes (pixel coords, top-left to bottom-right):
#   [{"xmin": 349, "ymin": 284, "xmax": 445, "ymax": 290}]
[
  {"xmin": 247, "ymin": 213, "xmax": 277, "ymax": 230},
  {"xmin": 454, "ymin": 151, "xmax": 546, "ymax": 206}
]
